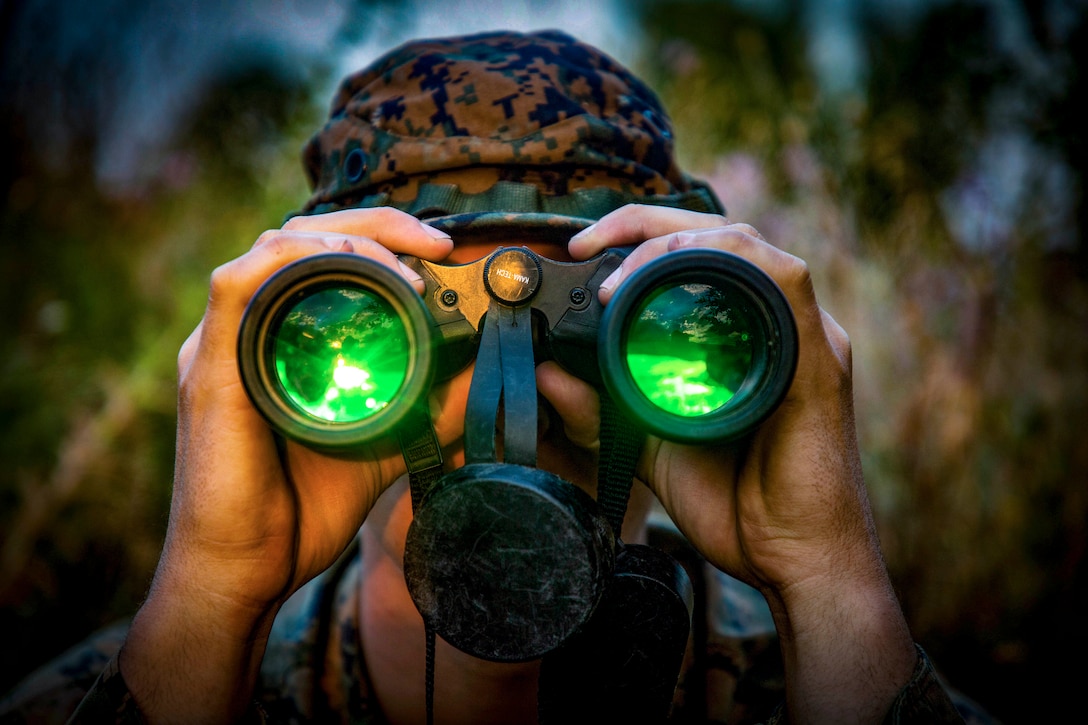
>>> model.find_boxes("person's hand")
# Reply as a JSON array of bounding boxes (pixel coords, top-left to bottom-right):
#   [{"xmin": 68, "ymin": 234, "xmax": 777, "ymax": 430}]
[
  {"xmin": 569, "ymin": 204, "xmax": 918, "ymax": 724},
  {"xmin": 571, "ymin": 204, "xmax": 867, "ymax": 600},
  {"xmin": 120, "ymin": 207, "xmax": 454, "ymax": 721}
]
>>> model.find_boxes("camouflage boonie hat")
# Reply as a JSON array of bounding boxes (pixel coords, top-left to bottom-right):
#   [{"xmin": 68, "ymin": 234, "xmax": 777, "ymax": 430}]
[{"xmin": 298, "ymin": 29, "xmax": 724, "ymax": 241}]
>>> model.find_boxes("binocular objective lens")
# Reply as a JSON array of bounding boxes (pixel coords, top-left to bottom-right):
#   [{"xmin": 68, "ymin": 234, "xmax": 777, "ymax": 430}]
[
  {"xmin": 624, "ymin": 283, "xmax": 755, "ymax": 418},
  {"xmin": 271, "ymin": 286, "xmax": 411, "ymax": 424}
]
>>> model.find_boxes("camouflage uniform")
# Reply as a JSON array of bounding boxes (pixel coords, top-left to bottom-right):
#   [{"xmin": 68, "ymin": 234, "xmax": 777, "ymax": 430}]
[
  {"xmin": 1, "ymin": 527, "xmax": 985, "ymax": 725},
  {"xmin": 1, "ymin": 30, "xmax": 993, "ymax": 724}
]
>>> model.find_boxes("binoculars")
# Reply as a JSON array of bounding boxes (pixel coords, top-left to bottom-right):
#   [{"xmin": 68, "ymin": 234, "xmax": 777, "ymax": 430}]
[
  {"xmin": 237, "ymin": 244, "xmax": 798, "ymax": 450},
  {"xmin": 236, "ymin": 241, "xmax": 799, "ymax": 713}
]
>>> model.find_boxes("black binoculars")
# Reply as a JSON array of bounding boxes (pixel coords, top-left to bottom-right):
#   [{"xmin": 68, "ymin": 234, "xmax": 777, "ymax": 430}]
[
  {"xmin": 237, "ymin": 244, "xmax": 798, "ymax": 451},
  {"xmin": 236, "ymin": 242, "xmax": 798, "ymax": 715}
]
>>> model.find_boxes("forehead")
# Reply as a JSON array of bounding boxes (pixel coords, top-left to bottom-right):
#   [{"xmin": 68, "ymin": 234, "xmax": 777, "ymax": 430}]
[
  {"xmin": 444, "ymin": 238, "xmax": 573, "ymax": 264},
  {"xmin": 432, "ymin": 215, "xmax": 589, "ymax": 264}
]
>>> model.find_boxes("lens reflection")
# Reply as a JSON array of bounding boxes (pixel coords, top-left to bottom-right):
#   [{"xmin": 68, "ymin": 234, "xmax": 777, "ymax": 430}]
[
  {"xmin": 272, "ymin": 286, "xmax": 410, "ymax": 423},
  {"xmin": 624, "ymin": 283, "xmax": 754, "ymax": 417}
]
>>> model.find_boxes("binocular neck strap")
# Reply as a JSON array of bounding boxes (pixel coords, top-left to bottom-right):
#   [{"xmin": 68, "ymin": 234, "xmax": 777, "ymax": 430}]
[
  {"xmin": 393, "ymin": 406, "xmax": 443, "ymax": 725},
  {"xmin": 409, "ymin": 300, "xmax": 536, "ymax": 725},
  {"xmin": 396, "ymin": 410, "xmax": 444, "ymax": 514},
  {"xmin": 464, "ymin": 300, "xmax": 538, "ymax": 467},
  {"xmin": 398, "ymin": 299, "xmax": 539, "ymax": 511},
  {"xmin": 597, "ymin": 391, "xmax": 644, "ymax": 536},
  {"xmin": 460, "ymin": 298, "xmax": 644, "ymax": 533}
]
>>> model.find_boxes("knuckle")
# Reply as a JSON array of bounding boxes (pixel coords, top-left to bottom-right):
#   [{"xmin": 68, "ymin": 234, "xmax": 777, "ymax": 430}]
[
  {"xmin": 371, "ymin": 205, "xmax": 409, "ymax": 222},
  {"xmin": 728, "ymin": 221, "xmax": 761, "ymax": 237},
  {"xmin": 177, "ymin": 328, "xmax": 197, "ymax": 366},
  {"xmin": 780, "ymin": 254, "xmax": 813, "ymax": 290},
  {"xmin": 207, "ymin": 259, "xmax": 239, "ymax": 296},
  {"xmin": 175, "ymin": 330, "xmax": 205, "ymax": 409},
  {"xmin": 253, "ymin": 228, "xmax": 281, "ymax": 247},
  {"xmin": 828, "ymin": 316, "xmax": 853, "ymax": 370}
]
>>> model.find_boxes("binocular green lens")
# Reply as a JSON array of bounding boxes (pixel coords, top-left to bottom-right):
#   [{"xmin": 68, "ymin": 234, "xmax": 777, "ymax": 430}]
[
  {"xmin": 623, "ymin": 283, "xmax": 755, "ymax": 418},
  {"xmin": 271, "ymin": 287, "xmax": 411, "ymax": 424},
  {"xmin": 600, "ymin": 249, "xmax": 796, "ymax": 444},
  {"xmin": 238, "ymin": 254, "xmax": 434, "ymax": 449}
]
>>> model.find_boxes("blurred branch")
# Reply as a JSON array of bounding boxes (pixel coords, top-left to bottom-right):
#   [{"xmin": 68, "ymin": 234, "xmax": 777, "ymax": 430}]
[{"xmin": 0, "ymin": 347, "xmax": 171, "ymax": 603}]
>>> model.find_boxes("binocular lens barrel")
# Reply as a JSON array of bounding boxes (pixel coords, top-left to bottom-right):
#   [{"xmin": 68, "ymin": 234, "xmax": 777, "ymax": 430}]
[
  {"xmin": 238, "ymin": 254, "xmax": 434, "ymax": 449},
  {"xmin": 599, "ymin": 248, "xmax": 797, "ymax": 444}
]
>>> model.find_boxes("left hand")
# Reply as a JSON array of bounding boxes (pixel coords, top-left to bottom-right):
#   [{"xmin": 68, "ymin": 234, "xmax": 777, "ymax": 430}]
[{"xmin": 568, "ymin": 203, "xmax": 917, "ymax": 724}]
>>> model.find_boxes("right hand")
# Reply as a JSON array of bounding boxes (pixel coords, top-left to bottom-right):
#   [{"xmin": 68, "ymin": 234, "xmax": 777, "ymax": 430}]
[{"xmin": 120, "ymin": 207, "xmax": 454, "ymax": 721}]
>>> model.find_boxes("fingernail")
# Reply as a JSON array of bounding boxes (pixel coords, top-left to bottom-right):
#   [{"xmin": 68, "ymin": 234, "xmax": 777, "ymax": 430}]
[
  {"xmin": 570, "ymin": 223, "xmax": 596, "ymax": 242},
  {"xmin": 599, "ymin": 267, "xmax": 620, "ymax": 294},
  {"xmin": 420, "ymin": 222, "xmax": 452, "ymax": 240},
  {"xmin": 338, "ymin": 239, "xmax": 354, "ymax": 252},
  {"xmin": 398, "ymin": 260, "xmax": 423, "ymax": 284}
]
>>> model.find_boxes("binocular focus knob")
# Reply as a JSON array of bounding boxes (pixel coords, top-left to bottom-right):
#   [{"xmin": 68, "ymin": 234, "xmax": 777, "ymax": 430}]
[{"xmin": 483, "ymin": 247, "xmax": 543, "ymax": 305}]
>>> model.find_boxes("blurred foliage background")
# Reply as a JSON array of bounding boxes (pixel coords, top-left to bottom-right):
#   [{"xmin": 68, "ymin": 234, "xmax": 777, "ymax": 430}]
[{"xmin": 1, "ymin": 0, "xmax": 1085, "ymax": 721}]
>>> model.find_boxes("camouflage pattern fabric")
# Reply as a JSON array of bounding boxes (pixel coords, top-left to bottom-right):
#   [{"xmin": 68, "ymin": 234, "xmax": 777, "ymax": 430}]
[
  {"xmin": 0, "ymin": 622, "xmax": 130, "ymax": 724},
  {"xmin": 297, "ymin": 29, "xmax": 725, "ymax": 225},
  {"xmin": 0, "ymin": 530, "xmax": 994, "ymax": 724}
]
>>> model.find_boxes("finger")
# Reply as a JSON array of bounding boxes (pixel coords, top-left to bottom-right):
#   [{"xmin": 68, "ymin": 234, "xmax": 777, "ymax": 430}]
[
  {"xmin": 256, "ymin": 228, "xmax": 426, "ymax": 290},
  {"xmin": 535, "ymin": 361, "xmax": 600, "ymax": 450},
  {"xmin": 822, "ymin": 309, "xmax": 853, "ymax": 372},
  {"xmin": 667, "ymin": 226, "xmax": 826, "ymax": 343},
  {"xmin": 198, "ymin": 234, "xmax": 355, "ymax": 364},
  {"xmin": 593, "ymin": 235, "xmax": 668, "ymax": 304},
  {"xmin": 177, "ymin": 320, "xmax": 203, "ymax": 379},
  {"xmin": 568, "ymin": 203, "xmax": 728, "ymax": 258},
  {"xmin": 594, "ymin": 224, "xmax": 776, "ymax": 304},
  {"xmin": 597, "ymin": 223, "xmax": 809, "ymax": 311},
  {"xmin": 281, "ymin": 206, "xmax": 453, "ymax": 260},
  {"xmin": 666, "ymin": 225, "xmax": 782, "ymax": 270}
]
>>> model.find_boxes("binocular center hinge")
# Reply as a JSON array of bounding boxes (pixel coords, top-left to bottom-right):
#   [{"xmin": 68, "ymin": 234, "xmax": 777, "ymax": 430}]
[{"xmin": 483, "ymin": 247, "xmax": 543, "ymax": 306}]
